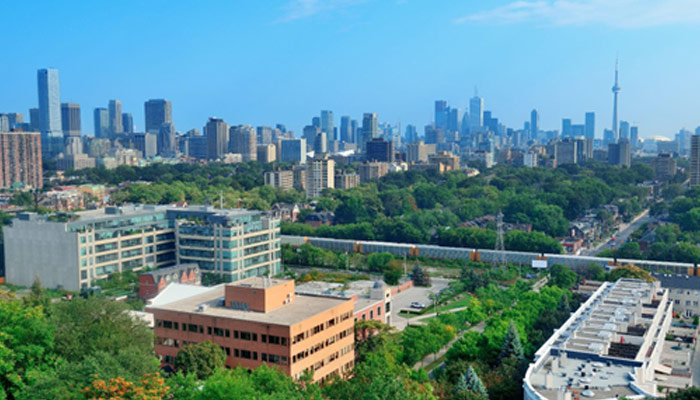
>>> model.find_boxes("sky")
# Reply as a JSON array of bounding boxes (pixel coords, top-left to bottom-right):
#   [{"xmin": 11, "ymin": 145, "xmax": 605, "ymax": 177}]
[{"xmin": 2, "ymin": 0, "xmax": 700, "ymax": 139}]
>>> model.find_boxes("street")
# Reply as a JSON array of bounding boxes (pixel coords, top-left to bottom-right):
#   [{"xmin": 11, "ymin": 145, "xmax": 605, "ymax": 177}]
[{"xmin": 582, "ymin": 209, "xmax": 652, "ymax": 256}]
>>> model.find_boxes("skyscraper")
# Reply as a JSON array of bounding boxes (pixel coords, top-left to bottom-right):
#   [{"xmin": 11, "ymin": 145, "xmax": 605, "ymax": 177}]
[
  {"xmin": 366, "ymin": 138, "xmax": 394, "ymax": 162},
  {"xmin": 305, "ymin": 155, "xmax": 335, "ymax": 198},
  {"xmin": 469, "ymin": 95, "xmax": 483, "ymax": 131},
  {"xmin": 144, "ymin": 99, "xmax": 172, "ymax": 134},
  {"xmin": 530, "ymin": 109, "xmax": 539, "ymax": 140},
  {"xmin": 256, "ymin": 126, "xmax": 273, "ymax": 145},
  {"xmin": 405, "ymin": 124, "xmax": 418, "ymax": 144},
  {"xmin": 6, "ymin": 113, "xmax": 23, "ymax": 130},
  {"xmin": 93, "ymin": 108, "xmax": 109, "ymax": 138},
  {"xmin": 691, "ymin": 135, "xmax": 700, "ymax": 187},
  {"xmin": 37, "ymin": 68, "xmax": 63, "ymax": 157},
  {"xmin": 320, "ymin": 110, "xmax": 334, "ymax": 141},
  {"xmin": 619, "ymin": 120, "xmax": 630, "ymax": 140},
  {"xmin": 158, "ymin": 122, "xmax": 177, "ymax": 156},
  {"xmin": 229, "ymin": 125, "xmax": 257, "ymax": 162},
  {"xmin": 279, "ymin": 138, "xmax": 306, "ymax": 164},
  {"xmin": 630, "ymin": 126, "xmax": 639, "ymax": 149},
  {"xmin": 562, "ymin": 118, "xmax": 572, "ymax": 138},
  {"xmin": 448, "ymin": 108, "xmax": 461, "ymax": 133},
  {"xmin": 29, "ymin": 108, "xmax": 40, "ymax": 132},
  {"xmin": 108, "ymin": 100, "xmax": 123, "ymax": 137},
  {"xmin": 361, "ymin": 113, "xmax": 378, "ymax": 152},
  {"xmin": 339, "ymin": 116, "xmax": 352, "ymax": 143},
  {"xmin": 122, "ymin": 113, "xmax": 134, "ymax": 134},
  {"xmin": 611, "ymin": 58, "xmax": 621, "ymax": 142},
  {"xmin": 584, "ymin": 112, "xmax": 595, "ymax": 140},
  {"xmin": 60, "ymin": 103, "xmax": 81, "ymax": 137},
  {"xmin": 435, "ymin": 100, "xmax": 448, "ymax": 130},
  {"xmin": 205, "ymin": 117, "xmax": 229, "ymax": 160}
]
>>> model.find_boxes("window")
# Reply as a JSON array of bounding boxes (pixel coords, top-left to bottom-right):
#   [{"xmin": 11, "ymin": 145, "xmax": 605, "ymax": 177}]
[
  {"xmin": 370, "ymin": 310, "xmax": 374, "ymax": 319},
  {"xmin": 377, "ymin": 306, "xmax": 381, "ymax": 316}
]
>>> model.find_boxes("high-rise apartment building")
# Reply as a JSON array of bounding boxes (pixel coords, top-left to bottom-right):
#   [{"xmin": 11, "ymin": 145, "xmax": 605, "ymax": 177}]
[
  {"xmin": 229, "ymin": 125, "xmax": 257, "ymax": 162},
  {"xmin": 313, "ymin": 131, "xmax": 327, "ymax": 154},
  {"xmin": 305, "ymin": 155, "xmax": 335, "ymax": 198},
  {"xmin": 555, "ymin": 138, "xmax": 578, "ymax": 165},
  {"xmin": 122, "ymin": 113, "xmax": 134, "ymax": 134},
  {"xmin": 264, "ymin": 170, "xmax": 294, "ymax": 191},
  {"xmin": 320, "ymin": 110, "xmax": 334, "ymax": 141},
  {"xmin": 360, "ymin": 113, "xmax": 378, "ymax": 153},
  {"xmin": 0, "ymin": 131, "xmax": 43, "ymax": 189},
  {"xmin": 256, "ymin": 126, "xmax": 273, "ymax": 145},
  {"xmin": 37, "ymin": 68, "xmax": 63, "ymax": 157},
  {"xmin": 584, "ymin": 112, "xmax": 595, "ymax": 140},
  {"xmin": 334, "ymin": 171, "xmax": 360, "ymax": 189},
  {"xmin": 145, "ymin": 99, "xmax": 173, "ymax": 134},
  {"xmin": 4, "ymin": 205, "xmax": 281, "ymax": 291},
  {"xmin": 690, "ymin": 135, "xmax": 700, "ymax": 187},
  {"xmin": 205, "ymin": 117, "xmax": 229, "ymax": 160},
  {"xmin": 61, "ymin": 103, "xmax": 81, "ymax": 137},
  {"xmin": 359, "ymin": 161, "xmax": 389, "ymax": 183},
  {"xmin": 279, "ymin": 139, "xmax": 306, "ymax": 164},
  {"xmin": 654, "ymin": 153, "xmax": 677, "ymax": 181},
  {"xmin": 148, "ymin": 277, "xmax": 355, "ymax": 383},
  {"xmin": 406, "ymin": 141, "xmax": 436, "ymax": 163},
  {"xmin": 608, "ymin": 138, "xmax": 631, "ymax": 167},
  {"xmin": 257, "ymin": 144, "xmax": 276, "ymax": 163},
  {"xmin": 108, "ymin": 100, "xmax": 123, "ymax": 137},
  {"xmin": 93, "ymin": 108, "xmax": 110, "ymax": 138},
  {"xmin": 469, "ymin": 95, "xmax": 483, "ymax": 131}
]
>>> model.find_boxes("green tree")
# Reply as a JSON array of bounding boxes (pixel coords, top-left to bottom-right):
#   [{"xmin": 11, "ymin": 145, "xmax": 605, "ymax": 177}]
[
  {"xmin": 499, "ymin": 321, "xmax": 524, "ymax": 362},
  {"xmin": 382, "ymin": 260, "xmax": 403, "ymax": 285},
  {"xmin": 607, "ymin": 265, "xmax": 655, "ymax": 282},
  {"xmin": 548, "ymin": 264, "xmax": 577, "ymax": 290},
  {"xmin": 455, "ymin": 366, "xmax": 488, "ymax": 399},
  {"xmin": 174, "ymin": 341, "xmax": 226, "ymax": 379},
  {"xmin": 412, "ymin": 265, "xmax": 431, "ymax": 287}
]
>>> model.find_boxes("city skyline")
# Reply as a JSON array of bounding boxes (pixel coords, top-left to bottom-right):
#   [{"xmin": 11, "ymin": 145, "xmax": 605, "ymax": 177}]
[{"xmin": 2, "ymin": 1, "xmax": 700, "ymax": 138}]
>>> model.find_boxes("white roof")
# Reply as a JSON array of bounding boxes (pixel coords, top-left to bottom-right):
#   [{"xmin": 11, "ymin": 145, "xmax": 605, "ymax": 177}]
[{"xmin": 148, "ymin": 283, "xmax": 214, "ymax": 306}]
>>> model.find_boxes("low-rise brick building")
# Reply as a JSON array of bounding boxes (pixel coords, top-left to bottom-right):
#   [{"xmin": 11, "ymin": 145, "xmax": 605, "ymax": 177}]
[{"xmin": 138, "ymin": 263, "xmax": 201, "ymax": 300}]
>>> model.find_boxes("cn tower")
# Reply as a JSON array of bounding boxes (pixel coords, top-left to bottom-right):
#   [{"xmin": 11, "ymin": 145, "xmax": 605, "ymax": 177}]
[{"xmin": 611, "ymin": 57, "xmax": 621, "ymax": 142}]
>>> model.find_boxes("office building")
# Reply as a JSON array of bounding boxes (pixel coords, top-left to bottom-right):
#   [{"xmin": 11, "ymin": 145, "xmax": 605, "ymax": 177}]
[
  {"xmin": 608, "ymin": 138, "xmax": 631, "ymax": 167},
  {"xmin": 447, "ymin": 108, "xmax": 461, "ymax": 133},
  {"xmin": 134, "ymin": 133, "xmax": 158, "ymax": 158},
  {"xmin": 4, "ymin": 205, "xmax": 281, "ymax": 292},
  {"xmin": 122, "ymin": 113, "xmax": 134, "ymax": 134},
  {"xmin": 320, "ymin": 110, "xmax": 334, "ymax": 141},
  {"xmin": 37, "ymin": 68, "xmax": 63, "ymax": 157},
  {"xmin": 523, "ymin": 279, "xmax": 672, "ymax": 400},
  {"xmin": 619, "ymin": 120, "xmax": 630, "ymax": 140},
  {"xmin": 6, "ymin": 113, "xmax": 23, "ymax": 130},
  {"xmin": 145, "ymin": 99, "xmax": 172, "ymax": 134},
  {"xmin": 630, "ymin": 126, "xmax": 639, "ymax": 149},
  {"xmin": 339, "ymin": 116, "xmax": 352, "ymax": 143},
  {"xmin": 530, "ymin": 109, "xmax": 539, "ymax": 140},
  {"xmin": 280, "ymin": 138, "xmax": 306, "ymax": 164},
  {"xmin": 584, "ymin": 112, "xmax": 595, "ymax": 140},
  {"xmin": 424, "ymin": 125, "xmax": 442, "ymax": 145},
  {"xmin": 0, "ymin": 131, "xmax": 43, "ymax": 189},
  {"xmin": 469, "ymin": 95, "xmax": 483, "ymax": 131},
  {"xmin": 264, "ymin": 170, "xmax": 294, "ymax": 191},
  {"xmin": 359, "ymin": 161, "xmax": 389, "ymax": 183},
  {"xmin": 360, "ymin": 113, "xmax": 378, "ymax": 153},
  {"xmin": 690, "ymin": 135, "xmax": 700, "ymax": 187},
  {"xmin": 406, "ymin": 141, "xmax": 436, "ymax": 163},
  {"xmin": 205, "ymin": 118, "xmax": 229, "ymax": 160},
  {"xmin": 60, "ymin": 103, "xmax": 81, "ymax": 137},
  {"xmin": 257, "ymin": 144, "xmax": 276, "ymax": 163},
  {"xmin": 334, "ymin": 171, "xmax": 360, "ymax": 190},
  {"xmin": 305, "ymin": 155, "xmax": 334, "ymax": 198},
  {"xmin": 366, "ymin": 138, "xmax": 393, "ymax": 162},
  {"xmin": 653, "ymin": 153, "xmax": 676, "ymax": 181},
  {"xmin": 187, "ymin": 136, "xmax": 208, "ymax": 160},
  {"xmin": 302, "ymin": 125, "xmax": 320, "ymax": 150},
  {"xmin": 148, "ymin": 277, "xmax": 355, "ymax": 383},
  {"xmin": 158, "ymin": 123, "xmax": 177, "ymax": 156},
  {"xmin": 93, "ymin": 108, "xmax": 110, "ymax": 138},
  {"xmin": 29, "ymin": 108, "xmax": 40, "ymax": 132},
  {"xmin": 108, "ymin": 100, "xmax": 123, "ymax": 137},
  {"xmin": 404, "ymin": 124, "xmax": 418, "ymax": 144},
  {"xmin": 435, "ymin": 100, "xmax": 448, "ymax": 130},
  {"xmin": 561, "ymin": 118, "xmax": 572, "ymax": 138},
  {"xmin": 256, "ymin": 126, "xmax": 273, "ymax": 145},
  {"xmin": 229, "ymin": 125, "xmax": 257, "ymax": 162}
]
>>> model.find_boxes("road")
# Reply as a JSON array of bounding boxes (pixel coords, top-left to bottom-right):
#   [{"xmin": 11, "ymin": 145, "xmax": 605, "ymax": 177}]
[
  {"xmin": 391, "ymin": 277, "xmax": 450, "ymax": 331},
  {"xmin": 582, "ymin": 209, "xmax": 652, "ymax": 256}
]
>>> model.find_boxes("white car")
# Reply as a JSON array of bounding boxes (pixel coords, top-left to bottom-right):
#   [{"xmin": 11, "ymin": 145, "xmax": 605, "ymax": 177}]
[{"xmin": 410, "ymin": 302, "xmax": 426, "ymax": 309}]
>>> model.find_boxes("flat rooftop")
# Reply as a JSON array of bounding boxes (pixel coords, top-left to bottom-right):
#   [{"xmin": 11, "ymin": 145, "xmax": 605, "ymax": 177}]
[
  {"xmin": 148, "ymin": 284, "xmax": 351, "ymax": 326},
  {"xmin": 234, "ymin": 276, "xmax": 289, "ymax": 290}
]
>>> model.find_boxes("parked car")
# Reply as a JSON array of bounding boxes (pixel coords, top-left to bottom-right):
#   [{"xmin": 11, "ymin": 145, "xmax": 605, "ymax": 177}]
[{"xmin": 410, "ymin": 302, "xmax": 426, "ymax": 309}]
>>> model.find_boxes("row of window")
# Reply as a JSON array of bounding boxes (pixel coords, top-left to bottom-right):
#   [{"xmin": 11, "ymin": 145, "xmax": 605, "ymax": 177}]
[
  {"xmin": 155, "ymin": 320, "xmax": 289, "ymax": 346},
  {"xmin": 674, "ymin": 299, "xmax": 700, "ymax": 307},
  {"xmin": 292, "ymin": 328, "xmax": 352, "ymax": 364},
  {"xmin": 291, "ymin": 312, "xmax": 352, "ymax": 345}
]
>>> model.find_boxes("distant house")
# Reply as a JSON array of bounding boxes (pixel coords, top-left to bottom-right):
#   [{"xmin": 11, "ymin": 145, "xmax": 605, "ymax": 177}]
[
  {"xmin": 269, "ymin": 203, "xmax": 301, "ymax": 222},
  {"xmin": 305, "ymin": 211, "xmax": 335, "ymax": 227},
  {"xmin": 138, "ymin": 264, "xmax": 201, "ymax": 300}
]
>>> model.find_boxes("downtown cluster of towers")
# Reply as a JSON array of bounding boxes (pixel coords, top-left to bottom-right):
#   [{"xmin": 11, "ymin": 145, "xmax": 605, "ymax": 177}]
[{"xmin": 0, "ymin": 62, "xmax": 639, "ymax": 165}]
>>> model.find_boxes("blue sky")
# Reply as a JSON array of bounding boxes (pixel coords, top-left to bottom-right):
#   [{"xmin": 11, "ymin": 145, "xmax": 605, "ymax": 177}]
[{"xmin": 2, "ymin": 0, "xmax": 700, "ymax": 139}]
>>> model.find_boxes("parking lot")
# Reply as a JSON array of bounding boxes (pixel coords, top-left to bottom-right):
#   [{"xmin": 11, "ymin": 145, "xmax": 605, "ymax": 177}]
[{"xmin": 390, "ymin": 277, "xmax": 450, "ymax": 331}]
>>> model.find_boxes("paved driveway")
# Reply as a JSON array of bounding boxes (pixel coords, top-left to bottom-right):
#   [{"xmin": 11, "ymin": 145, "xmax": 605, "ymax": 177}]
[{"xmin": 390, "ymin": 278, "xmax": 450, "ymax": 330}]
